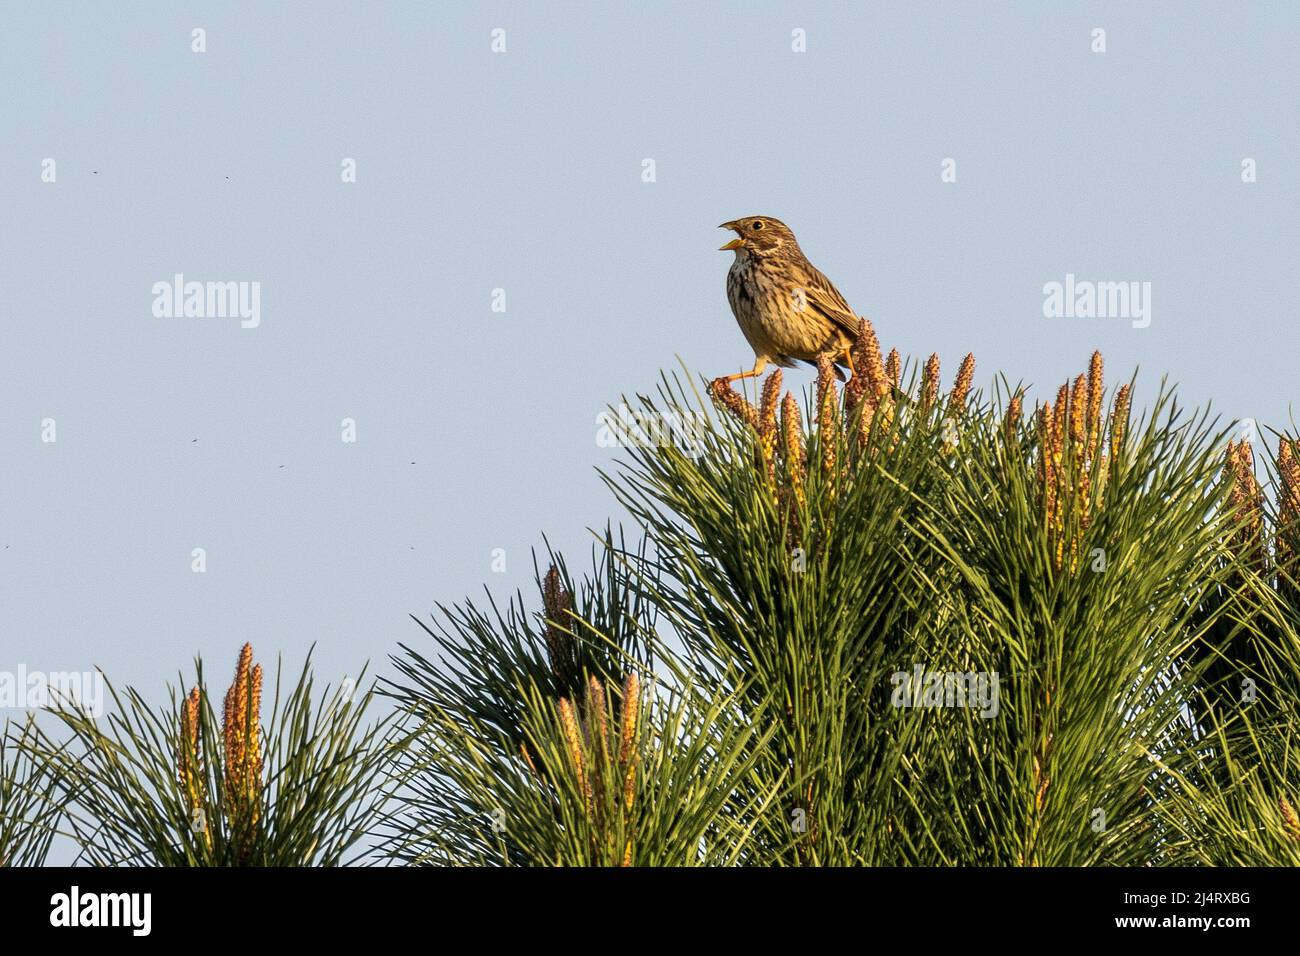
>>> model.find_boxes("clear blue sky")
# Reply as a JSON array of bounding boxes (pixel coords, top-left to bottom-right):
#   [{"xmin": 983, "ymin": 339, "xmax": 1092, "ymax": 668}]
[{"xmin": 2, "ymin": 2, "xmax": 1297, "ymax": 736}]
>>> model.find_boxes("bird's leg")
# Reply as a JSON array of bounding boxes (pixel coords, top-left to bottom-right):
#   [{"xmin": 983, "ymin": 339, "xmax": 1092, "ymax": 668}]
[
  {"xmin": 841, "ymin": 345, "xmax": 856, "ymax": 378},
  {"xmin": 723, "ymin": 356, "xmax": 768, "ymax": 385}
]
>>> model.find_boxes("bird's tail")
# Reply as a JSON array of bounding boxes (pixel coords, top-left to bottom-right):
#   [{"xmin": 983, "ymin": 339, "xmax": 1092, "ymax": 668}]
[{"xmin": 801, "ymin": 357, "xmax": 847, "ymax": 382}]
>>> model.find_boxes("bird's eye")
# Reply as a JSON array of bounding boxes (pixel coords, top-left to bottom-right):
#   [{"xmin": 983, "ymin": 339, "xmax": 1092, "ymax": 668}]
[{"xmin": 752, "ymin": 221, "xmax": 765, "ymax": 231}]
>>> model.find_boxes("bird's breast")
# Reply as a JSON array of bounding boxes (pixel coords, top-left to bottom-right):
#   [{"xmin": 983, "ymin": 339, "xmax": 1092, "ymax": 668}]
[{"xmin": 726, "ymin": 256, "xmax": 847, "ymax": 361}]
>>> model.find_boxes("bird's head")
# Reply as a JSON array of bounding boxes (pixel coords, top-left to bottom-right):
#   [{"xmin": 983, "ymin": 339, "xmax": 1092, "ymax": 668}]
[{"xmin": 719, "ymin": 216, "xmax": 796, "ymax": 257}]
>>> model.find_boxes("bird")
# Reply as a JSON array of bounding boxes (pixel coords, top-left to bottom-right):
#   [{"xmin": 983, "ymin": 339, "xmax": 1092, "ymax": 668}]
[{"xmin": 718, "ymin": 216, "xmax": 862, "ymax": 384}]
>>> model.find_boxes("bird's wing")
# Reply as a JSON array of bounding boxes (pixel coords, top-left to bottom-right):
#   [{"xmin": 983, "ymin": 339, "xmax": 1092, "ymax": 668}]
[{"xmin": 802, "ymin": 265, "xmax": 863, "ymax": 340}]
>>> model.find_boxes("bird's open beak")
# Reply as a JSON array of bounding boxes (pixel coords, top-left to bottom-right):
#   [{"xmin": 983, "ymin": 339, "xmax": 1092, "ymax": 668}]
[{"xmin": 717, "ymin": 221, "xmax": 748, "ymax": 251}]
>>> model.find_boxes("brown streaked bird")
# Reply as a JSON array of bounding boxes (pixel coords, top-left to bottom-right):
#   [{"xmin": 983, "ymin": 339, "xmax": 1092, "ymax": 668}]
[{"xmin": 719, "ymin": 216, "xmax": 862, "ymax": 384}]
